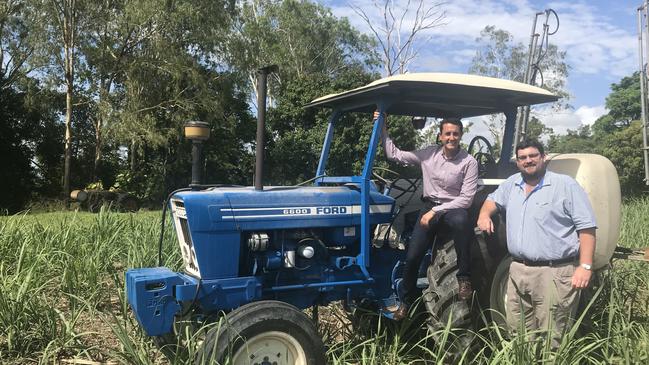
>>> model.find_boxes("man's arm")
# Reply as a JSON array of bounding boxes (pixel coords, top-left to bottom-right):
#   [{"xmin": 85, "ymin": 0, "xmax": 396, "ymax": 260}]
[
  {"xmin": 477, "ymin": 200, "xmax": 499, "ymax": 234},
  {"xmin": 572, "ymin": 227, "xmax": 596, "ymax": 289},
  {"xmin": 376, "ymin": 112, "xmax": 422, "ymax": 165}
]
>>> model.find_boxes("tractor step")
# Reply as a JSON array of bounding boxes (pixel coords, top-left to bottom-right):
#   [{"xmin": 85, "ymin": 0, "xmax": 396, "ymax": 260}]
[{"xmin": 416, "ymin": 277, "xmax": 429, "ymax": 288}]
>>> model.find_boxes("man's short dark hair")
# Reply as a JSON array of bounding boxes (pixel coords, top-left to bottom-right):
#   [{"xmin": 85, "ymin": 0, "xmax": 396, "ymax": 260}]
[
  {"xmin": 439, "ymin": 118, "xmax": 463, "ymax": 133},
  {"xmin": 516, "ymin": 139, "xmax": 545, "ymax": 156}
]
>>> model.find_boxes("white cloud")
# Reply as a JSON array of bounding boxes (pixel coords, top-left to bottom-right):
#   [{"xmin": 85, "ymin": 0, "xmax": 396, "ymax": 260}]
[
  {"xmin": 535, "ymin": 109, "xmax": 581, "ymax": 134},
  {"xmin": 575, "ymin": 105, "xmax": 608, "ymax": 125},
  {"xmin": 532, "ymin": 104, "xmax": 607, "ymax": 134},
  {"xmin": 463, "ymin": 104, "xmax": 607, "ymax": 143},
  {"xmin": 323, "ymin": 0, "xmax": 636, "ymax": 78}
]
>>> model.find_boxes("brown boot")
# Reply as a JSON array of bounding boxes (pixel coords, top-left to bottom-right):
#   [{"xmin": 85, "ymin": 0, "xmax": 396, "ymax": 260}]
[
  {"xmin": 391, "ymin": 304, "xmax": 409, "ymax": 321},
  {"xmin": 458, "ymin": 279, "xmax": 473, "ymax": 301}
]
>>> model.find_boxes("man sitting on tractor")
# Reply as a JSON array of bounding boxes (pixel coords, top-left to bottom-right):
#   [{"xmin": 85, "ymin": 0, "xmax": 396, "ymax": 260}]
[{"xmin": 377, "ymin": 112, "xmax": 479, "ymax": 320}]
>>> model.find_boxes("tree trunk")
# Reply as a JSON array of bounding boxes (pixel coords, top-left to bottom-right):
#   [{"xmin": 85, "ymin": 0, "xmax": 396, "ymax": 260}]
[
  {"xmin": 63, "ymin": 67, "xmax": 73, "ymax": 207},
  {"xmin": 93, "ymin": 116, "xmax": 102, "ymax": 181},
  {"xmin": 130, "ymin": 139, "xmax": 136, "ymax": 172},
  {"xmin": 62, "ymin": 14, "xmax": 74, "ymax": 208}
]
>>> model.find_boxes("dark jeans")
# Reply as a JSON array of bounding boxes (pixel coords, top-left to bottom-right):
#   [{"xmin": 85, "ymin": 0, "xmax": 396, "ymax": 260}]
[{"xmin": 401, "ymin": 207, "xmax": 472, "ymax": 305}]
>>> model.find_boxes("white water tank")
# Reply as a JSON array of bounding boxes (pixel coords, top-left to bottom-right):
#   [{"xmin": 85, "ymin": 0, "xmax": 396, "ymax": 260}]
[{"xmin": 546, "ymin": 153, "xmax": 621, "ymax": 270}]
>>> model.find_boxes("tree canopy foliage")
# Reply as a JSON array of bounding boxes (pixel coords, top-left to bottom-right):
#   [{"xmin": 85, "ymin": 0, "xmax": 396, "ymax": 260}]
[
  {"xmin": 468, "ymin": 26, "xmax": 569, "ymax": 155},
  {"xmin": 2, "ymin": 2, "xmax": 646, "ymax": 213},
  {"xmin": 0, "ymin": 0, "xmax": 398, "ymax": 213},
  {"xmin": 549, "ymin": 72, "xmax": 647, "ymax": 195}
]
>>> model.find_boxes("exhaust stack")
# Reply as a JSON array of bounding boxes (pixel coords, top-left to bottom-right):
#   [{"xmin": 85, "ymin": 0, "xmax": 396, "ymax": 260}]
[
  {"xmin": 255, "ymin": 65, "xmax": 278, "ymax": 191},
  {"xmin": 184, "ymin": 121, "xmax": 210, "ymax": 188}
]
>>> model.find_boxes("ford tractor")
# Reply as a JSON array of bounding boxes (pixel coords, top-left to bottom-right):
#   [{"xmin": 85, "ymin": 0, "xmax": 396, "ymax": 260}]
[{"xmin": 126, "ymin": 72, "xmax": 622, "ymax": 364}]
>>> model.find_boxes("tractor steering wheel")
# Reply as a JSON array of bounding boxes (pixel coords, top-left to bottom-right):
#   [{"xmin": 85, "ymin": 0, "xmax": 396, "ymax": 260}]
[
  {"xmin": 372, "ymin": 166, "xmax": 418, "ymax": 199},
  {"xmin": 467, "ymin": 136, "xmax": 496, "ymax": 178},
  {"xmin": 372, "ymin": 166, "xmax": 401, "ymax": 187}
]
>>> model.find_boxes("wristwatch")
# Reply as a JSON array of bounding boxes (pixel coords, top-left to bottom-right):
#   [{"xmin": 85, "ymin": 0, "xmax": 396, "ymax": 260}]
[{"xmin": 580, "ymin": 263, "xmax": 592, "ymax": 270}]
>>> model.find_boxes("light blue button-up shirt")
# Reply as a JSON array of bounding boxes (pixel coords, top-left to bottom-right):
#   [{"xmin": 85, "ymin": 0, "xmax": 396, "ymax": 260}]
[{"xmin": 487, "ymin": 170, "xmax": 597, "ymax": 261}]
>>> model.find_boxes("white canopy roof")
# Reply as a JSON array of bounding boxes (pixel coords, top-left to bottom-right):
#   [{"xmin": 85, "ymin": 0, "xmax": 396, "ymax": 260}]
[{"xmin": 306, "ymin": 73, "xmax": 558, "ymax": 118}]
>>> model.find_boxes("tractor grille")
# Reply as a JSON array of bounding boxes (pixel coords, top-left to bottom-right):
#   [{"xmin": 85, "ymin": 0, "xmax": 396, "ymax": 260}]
[
  {"xmin": 178, "ymin": 217, "xmax": 192, "ymax": 247},
  {"xmin": 171, "ymin": 199, "xmax": 200, "ymax": 277}
]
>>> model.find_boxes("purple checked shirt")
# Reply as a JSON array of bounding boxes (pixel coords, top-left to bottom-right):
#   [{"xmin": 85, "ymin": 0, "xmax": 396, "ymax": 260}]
[{"xmin": 383, "ymin": 134, "xmax": 479, "ymax": 212}]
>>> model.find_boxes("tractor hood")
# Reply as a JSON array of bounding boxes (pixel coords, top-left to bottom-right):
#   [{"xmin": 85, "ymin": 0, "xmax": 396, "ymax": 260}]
[
  {"xmin": 174, "ymin": 185, "xmax": 393, "ymax": 232},
  {"xmin": 169, "ymin": 185, "xmax": 394, "ymax": 280}
]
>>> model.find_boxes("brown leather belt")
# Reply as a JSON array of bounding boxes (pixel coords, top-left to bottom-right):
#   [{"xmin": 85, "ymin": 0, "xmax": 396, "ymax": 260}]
[{"xmin": 511, "ymin": 256, "xmax": 577, "ymax": 267}]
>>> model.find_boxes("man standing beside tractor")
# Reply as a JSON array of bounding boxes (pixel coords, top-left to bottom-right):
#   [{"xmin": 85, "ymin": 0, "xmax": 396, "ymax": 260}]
[
  {"xmin": 376, "ymin": 112, "xmax": 479, "ymax": 321},
  {"xmin": 477, "ymin": 139, "xmax": 597, "ymax": 347}
]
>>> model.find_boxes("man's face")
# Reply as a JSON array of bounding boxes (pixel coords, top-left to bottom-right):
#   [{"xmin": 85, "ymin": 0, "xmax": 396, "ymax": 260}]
[
  {"xmin": 439, "ymin": 122, "xmax": 462, "ymax": 154},
  {"xmin": 516, "ymin": 146, "xmax": 545, "ymax": 180}
]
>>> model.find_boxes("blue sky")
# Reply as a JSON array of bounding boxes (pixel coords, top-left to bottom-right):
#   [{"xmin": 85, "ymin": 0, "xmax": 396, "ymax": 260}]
[{"xmin": 318, "ymin": 0, "xmax": 641, "ymax": 136}]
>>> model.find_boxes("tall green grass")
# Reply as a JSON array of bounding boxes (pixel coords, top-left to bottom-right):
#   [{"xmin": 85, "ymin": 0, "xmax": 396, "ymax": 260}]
[
  {"xmin": 0, "ymin": 209, "xmax": 180, "ymax": 363},
  {"xmin": 0, "ymin": 198, "xmax": 648, "ymax": 364}
]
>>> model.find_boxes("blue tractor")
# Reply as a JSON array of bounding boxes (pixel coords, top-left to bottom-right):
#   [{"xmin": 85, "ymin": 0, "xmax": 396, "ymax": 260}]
[{"xmin": 126, "ymin": 72, "xmax": 568, "ymax": 364}]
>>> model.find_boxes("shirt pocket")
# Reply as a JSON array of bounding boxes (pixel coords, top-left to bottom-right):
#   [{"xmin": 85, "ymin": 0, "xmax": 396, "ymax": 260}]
[
  {"xmin": 443, "ymin": 169, "xmax": 462, "ymax": 190},
  {"xmin": 532, "ymin": 199, "xmax": 553, "ymax": 223}
]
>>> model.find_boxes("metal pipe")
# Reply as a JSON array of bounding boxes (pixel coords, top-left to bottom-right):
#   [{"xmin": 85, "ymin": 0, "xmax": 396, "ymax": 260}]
[
  {"xmin": 521, "ymin": 31, "xmax": 541, "ymax": 138},
  {"xmin": 315, "ymin": 110, "xmax": 340, "ymax": 178},
  {"xmin": 254, "ymin": 65, "xmax": 278, "ymax": 191},
  {"xmin": 521, "ymin": 11, "xmax": 552, "ymax": 138},
  {"xmin": 191, "ymin": 141, "xmax": 205, "ymax": 186},
  {"xmin": 642, "ymin": 3, "xmax": 649, "ymax": 184},
  {"xmin": 514, "ymin": 11, "xmax": 544, "ymax": 149},
  {"xmin": 500, "ymin": 109, "xmax": 518, "ymax": 166},
  {"xmin": 264, "ymin": 278, "xmax": 373, "ymax": 293}
]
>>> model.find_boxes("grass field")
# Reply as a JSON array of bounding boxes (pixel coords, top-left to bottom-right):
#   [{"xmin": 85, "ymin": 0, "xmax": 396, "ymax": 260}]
[{"xmin": 1, "ymin": 197, "xmax": 648, "ymax": 364}]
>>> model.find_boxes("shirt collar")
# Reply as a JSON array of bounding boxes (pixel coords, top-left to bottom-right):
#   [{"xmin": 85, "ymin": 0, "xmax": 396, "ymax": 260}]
[
  {"xmin": 440, "ymin": 147, "xmax": 463, "ymax": 161},
  {"xmin": 515, "ymin": 171, "xmax": 552, "ymax": 189}
]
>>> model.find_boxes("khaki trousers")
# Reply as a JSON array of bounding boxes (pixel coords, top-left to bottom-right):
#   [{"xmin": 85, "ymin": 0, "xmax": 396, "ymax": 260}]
[{"xmin": 505, "ymin": 261, "xmax": 580, "ymax": 348}]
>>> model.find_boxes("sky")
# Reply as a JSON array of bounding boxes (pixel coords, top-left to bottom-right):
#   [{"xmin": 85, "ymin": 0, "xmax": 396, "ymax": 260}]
[{"xmin": 318, "ymin": 0, "xmax": 642, "ymax": 138}]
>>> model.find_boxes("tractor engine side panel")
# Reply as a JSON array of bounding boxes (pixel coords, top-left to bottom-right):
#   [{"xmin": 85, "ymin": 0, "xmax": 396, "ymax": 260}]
[{"xmin": 173, "ymin": 186, "xmax": 395, "ymax": 281}]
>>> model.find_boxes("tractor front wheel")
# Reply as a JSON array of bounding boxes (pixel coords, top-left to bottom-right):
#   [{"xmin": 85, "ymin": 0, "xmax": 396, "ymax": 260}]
[
  {"xmin": 197, "ymin": 300, "xmax": 325, "ymax": 365},
  {"xmin": 422, "ymin": 240, "xmax": 473, "ymax": 345},
  {"xmin": 422, "ymin": 234, "xmax": 506, "ymax": 351}
]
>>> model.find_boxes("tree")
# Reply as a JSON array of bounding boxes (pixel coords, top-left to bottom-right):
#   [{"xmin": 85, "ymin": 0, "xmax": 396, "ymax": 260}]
[
  {"xmin": 0, "ymin": 85, "xmax": 34, "ymax": 213},
  {"xmin": 605, "ymin": 72, "xmax": 641, "ymax": 127},
  {"xmin": 1, "ymin": 1, "xmax": 67, "ymax": 211},
  {"xmin": 469, "ymin": 26, "xmax": 569, "ymax": 102},
  {"xmin": 526, "ymin": 116, "xmax": 554, "ymax": 142},
  {"xmin": 228, "ymin": 0, "xmax": 377, "ymax": 102},
  {"xmin": 351, "ymin": 0, "xmax": 446, "ymax": 76},
  {"xmin": 30, "ymin": 0, "xmax": 89, "ymax": 205},
  {"xmin": 81, "ymin": 0, "xmax": 237, "ymax": 181},
  {"xmin": 469, "ymin": 26, "xmax": 569, "ymax": 148},
  {"xmin": 1, "ymin": 0, "xmax": 33, "ymax": 92},
  {"xmin": 224, "ymin": 0, "xmax": 392, "ymax": 184},
  {"xmin": 549, "ymin": 73, "xmax": 648, "ymax": 196}
]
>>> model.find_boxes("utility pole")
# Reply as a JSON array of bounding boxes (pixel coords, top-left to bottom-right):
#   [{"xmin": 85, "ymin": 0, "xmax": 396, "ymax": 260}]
[{"xmin": 637, "ymin": 2, "xmax": 649, "ymax": 186}]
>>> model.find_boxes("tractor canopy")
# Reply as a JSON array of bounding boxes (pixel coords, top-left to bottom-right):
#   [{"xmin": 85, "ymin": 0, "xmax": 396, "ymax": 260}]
[
  {"xmin": 306, "ymin": 72, "xmax": 559, "ymax": 170},
  {"xmin": 306, "ymin": 72, "xmax": 558, "ymax": 118}
]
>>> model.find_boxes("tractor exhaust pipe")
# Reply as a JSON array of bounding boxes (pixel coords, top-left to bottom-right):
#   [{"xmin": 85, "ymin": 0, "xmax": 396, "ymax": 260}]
[
  {"xmin": 255, "ymin": 65, "xmax": 278, "ymax": 191},
  {"xmin": 184, "ymin": 121, "xmax": 210, "ymax": 189}
]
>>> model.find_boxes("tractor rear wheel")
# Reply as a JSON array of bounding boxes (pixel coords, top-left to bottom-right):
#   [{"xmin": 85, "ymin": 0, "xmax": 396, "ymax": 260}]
[
  {"xmin": 197, "ymin": 300, "xmax": 325, "ymax": 365},
  {"xmin": 489, "ymin": 255, "xmax": 513, "ymax": 330},
  {"xmin": 422, "ymin": 235, "xmax": 506, "ymax": 349},
  {"xmin": 422, "ymin": 241, "xmax": 473, "ymax": 348}
]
